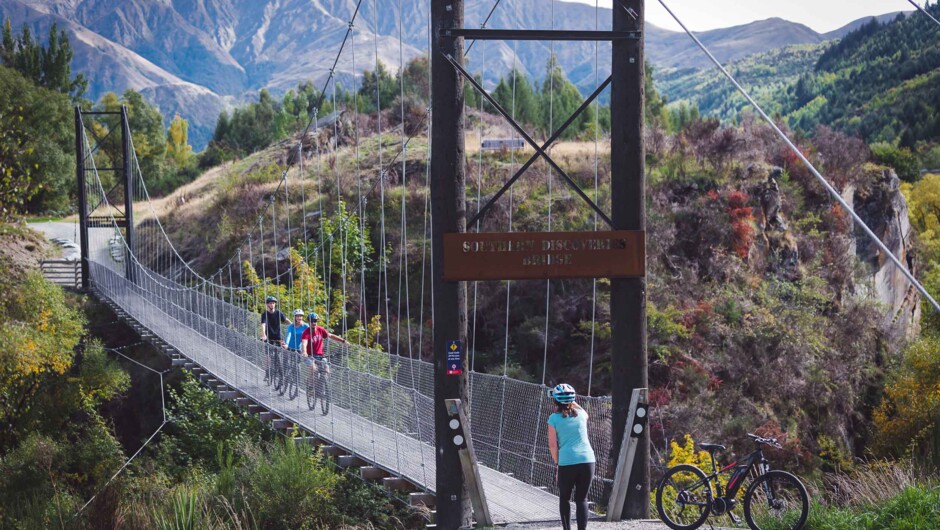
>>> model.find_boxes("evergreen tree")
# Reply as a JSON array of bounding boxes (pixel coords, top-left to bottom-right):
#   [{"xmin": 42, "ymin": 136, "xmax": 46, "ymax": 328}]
[
  {"xmin": 213, "ymin": 110, "xmax": 232, "ymax": 144},
  {"xmin": 0, "ymin": 19, "xmax": 85, "ymax": 98},
  {"xmin": 401, "ymin": 56, "xmax": 430, "ymax": 102},
  {"xmin": 359, "ymin": 62, "xmax": 397, "ymax": 112},
  {"xmin": 465, "ymin": 73, "xmax": 485, "ymax": 112},
  {"xmin": 539, "ymin": 55, "xmax": 586, "ymax": 139},
  {"xmin": 491, "ymin": 77, "xmax": 512, "ymax": 113},
  {"xmin": 645, "ymin": 61, "xmax": 668, "ymax": 126}
]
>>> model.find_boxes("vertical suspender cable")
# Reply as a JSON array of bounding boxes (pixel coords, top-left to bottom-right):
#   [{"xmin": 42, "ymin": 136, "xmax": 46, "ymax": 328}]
[
  {"xmin": 586, "ymin": 0, "xmax": 600, "ymax": 397},
  {"xmin": 259, "ymin": 217, "xmax": 267, "ymax": 306},
  {"xmin": 299, "ymin": 142, "xmax": 310, "ymax": 311},
  {"xmin": 530, "ymin": 0, "xmax": 556, "ymax": 485},
  {"xmin": 347, "ymin": 13, "xmax": 360, "ymax": 449},
  {"xmin": 284, "ymin": 160, "xmax": 295, "ymax": 306},
  {"xmin": 541, "ymin": 0, "xmax": 556, "ymax": 388},
  {"xmin": 270, "ymin": 197, "xmax": 279, "ymax": 303},
  {"xmin": 350, "ymin": 18, "xmax": 360, "ymax": 340},
  {"xmin": 368, "ymin": 0, "xmax": 383, "ymax": 465},
  {"xmin": 495, "ymin": 0, "xmax": 523, "ymax": 473}
]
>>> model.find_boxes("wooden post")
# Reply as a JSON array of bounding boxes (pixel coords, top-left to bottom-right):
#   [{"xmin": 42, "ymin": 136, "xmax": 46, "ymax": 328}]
[
  {"xmin": 610, "ymin": 0, "xmax": 649, "ymax": 519},
  {"xmin": 75, "ymin": 108, "xmax": 90, "ymax": 290},
  {"xmin": 431, "ymin": 0, "xmax": 471, "ymax": 527},
  {"xmin": 446, "ymin": 399, "xmax": 493, "ymax": 526},
  {"xmin": 607, "ymin": 388, "xmax": 647, "ymax": 521}
]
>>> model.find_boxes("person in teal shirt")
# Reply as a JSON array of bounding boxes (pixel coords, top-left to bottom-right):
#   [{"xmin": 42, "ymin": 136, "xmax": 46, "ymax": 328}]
[
  {"xmin": 547, "ymin": 383, "xmax": 595, "ymax": 530},
  {"xmin": 284, "ymin": 309, "xmax": 309, "ymax": 351}
]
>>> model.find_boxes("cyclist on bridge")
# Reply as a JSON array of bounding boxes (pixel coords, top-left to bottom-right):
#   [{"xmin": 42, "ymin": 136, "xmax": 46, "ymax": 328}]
[
  {"xmin": 547, "ymin": 383, "xmax": 595, "ymax": 530},
  {"xmin": 284, "ymin": 309, "xmax": 310, "ymax": 352},
  {"xmin": 260, "ymin": 296, "xmax": 289, "ymax": 345},
  {"xmin": 301, "ymin": 312, "xmax": 345, "ymax": 404},
  {"xmin": 260, "ymin": 296, "xmax": 289, "ymax": 383}
]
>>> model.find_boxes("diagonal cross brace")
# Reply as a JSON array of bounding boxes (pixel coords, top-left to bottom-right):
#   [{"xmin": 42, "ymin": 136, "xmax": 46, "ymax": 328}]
[
  {"xmin": 90, "ymin": 181, "xmax": 126, "ymax": 216},
  {"xmin": 467, "ymin": 75, "xmax": 611, "ymax": 229},
  {"xmin": 444, "ymin": 53, "xmax": 616, "ymax": 230}
]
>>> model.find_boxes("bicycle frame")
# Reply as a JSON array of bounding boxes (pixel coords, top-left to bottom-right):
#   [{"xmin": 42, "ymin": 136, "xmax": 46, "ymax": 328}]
[{"xmin": 700, "ymin": 447, "xmax": 769, "ymax": 500}]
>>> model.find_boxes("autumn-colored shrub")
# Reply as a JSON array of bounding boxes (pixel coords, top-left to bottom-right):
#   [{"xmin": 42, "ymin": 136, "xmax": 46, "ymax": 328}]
[
  {"xmin": 667, "ymin": 434, "xmax": 715, "ymax": 470},
  {"xmin": 873, "ymin": 334, "xmax": 940, "ymax": 465}
]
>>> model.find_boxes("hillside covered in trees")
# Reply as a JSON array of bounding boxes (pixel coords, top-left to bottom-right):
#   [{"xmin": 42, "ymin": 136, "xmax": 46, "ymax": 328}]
[{"xmin": 658, "ymin": 5, "xmax": 940, "ymax": 152}]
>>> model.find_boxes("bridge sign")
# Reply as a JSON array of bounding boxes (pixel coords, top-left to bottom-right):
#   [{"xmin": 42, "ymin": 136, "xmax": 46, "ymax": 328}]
[
  {"xmin": 443, "ymin": 231, "xmax": 645, "ymax": 281},
  {"xmin": 446, "ymin": 340, "xmax": 463, "ymax": 375}
]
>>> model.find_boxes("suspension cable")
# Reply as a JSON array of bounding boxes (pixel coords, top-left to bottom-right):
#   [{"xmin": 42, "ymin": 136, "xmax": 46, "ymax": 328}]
[{"xmin": 908, "ymin": 0, "xmax": 940, "ymax": 28}]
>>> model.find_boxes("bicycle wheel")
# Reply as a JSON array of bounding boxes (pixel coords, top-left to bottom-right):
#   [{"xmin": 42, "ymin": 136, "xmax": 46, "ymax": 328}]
[
  {"xmin": 306, "ymin": 366, "xmax": 316, "ymax": 410},
  {"xmin": 263, "ymin": 353, "xmax": 271, "ymax": 385},
  {"xmin": 272, "ymin": 351, "xmax": 285, "ymax": 392},
  {"xmin": 656, "ymin": 464, "xmax": 712, "ymax": 530},
  {"xmin": 318, "ymin": 371, "xmax": 330, "ymax": 415},
  {"xmin": 286, "ymin": 357, "xmax": 298, "ymax": 400},
  {"xmin": 743, "ymin": 470, "xmax": 808, "ymax": 530}
]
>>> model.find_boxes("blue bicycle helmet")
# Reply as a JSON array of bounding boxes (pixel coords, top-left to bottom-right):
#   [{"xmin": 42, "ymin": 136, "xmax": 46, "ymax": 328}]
[
  {"xmin": 548, "ymin": 383, "xmax": 577, "ymax": 404},
  {"xmin": 308, "ymin": 311, "xmax": 319, "ymax": 322},
  {"xmin": 265, "ymin": 296, "xmax": 278, "ymax": 303}
]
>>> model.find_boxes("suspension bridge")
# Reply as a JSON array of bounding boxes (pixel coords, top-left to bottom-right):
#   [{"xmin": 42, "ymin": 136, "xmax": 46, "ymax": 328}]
[
  {"xmin": 54, "ymin": 0, "xmax": 940, "ymax": 527},
  {"xmin": 70, "ymin": 0, "xmax": 642, "ymax": 524}
]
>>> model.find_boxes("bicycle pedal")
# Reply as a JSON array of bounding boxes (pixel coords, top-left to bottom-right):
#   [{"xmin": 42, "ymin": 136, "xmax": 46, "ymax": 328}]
[{"xmin": 728, "ymin": 512, "xmax": 741, "ymax": 525}]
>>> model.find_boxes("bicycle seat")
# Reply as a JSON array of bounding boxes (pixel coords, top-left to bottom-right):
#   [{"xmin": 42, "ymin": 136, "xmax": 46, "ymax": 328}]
[{"xmin": 699, "ymin": 443, "xmax": 726, "ymax": 453}]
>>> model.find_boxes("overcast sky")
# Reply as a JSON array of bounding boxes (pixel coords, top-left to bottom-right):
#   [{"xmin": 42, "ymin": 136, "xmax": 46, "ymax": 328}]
[{"xmin": 562, "ymin": 0, "xmax": 915, "ymax": 33}]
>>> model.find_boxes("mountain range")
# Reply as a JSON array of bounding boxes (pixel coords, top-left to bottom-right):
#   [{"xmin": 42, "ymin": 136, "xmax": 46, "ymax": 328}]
[{"xmin": 0, "ymin": 0, "xmax": 904, "ymax": 149}]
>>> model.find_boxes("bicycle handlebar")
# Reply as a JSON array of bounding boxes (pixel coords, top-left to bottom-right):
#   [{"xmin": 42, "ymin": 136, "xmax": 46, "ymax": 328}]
[{"xmin": 747, "ymin": 433, "xmax": 782, "ymax": 448}]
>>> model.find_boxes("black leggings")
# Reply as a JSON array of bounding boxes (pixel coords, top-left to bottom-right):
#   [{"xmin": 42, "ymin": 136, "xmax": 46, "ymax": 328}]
[{"xmin": 558, "ymin": 462, "xmax": 594, "ymax": 530}]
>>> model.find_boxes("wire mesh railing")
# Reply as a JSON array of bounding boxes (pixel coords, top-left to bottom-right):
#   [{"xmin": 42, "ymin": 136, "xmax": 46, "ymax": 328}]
[{"xmin": 86, "ymin": 223, "xmax": 619, "ymax": 517}]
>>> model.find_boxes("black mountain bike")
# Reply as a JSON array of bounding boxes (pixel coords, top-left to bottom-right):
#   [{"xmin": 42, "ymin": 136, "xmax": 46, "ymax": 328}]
[
  {"xmin": 305, "ymin": 356, "xmax": 331, "ymax": 415},
  {"xmin": 269, "ymin": 348, "xmax": 284, "ymax": 390},
  {"xmin": 263, "ymin": 340, "xmax": 281, "ymax": 385},
  {"xmin": 656, "ymin": 434, "xmax": 809, "ymax": 530},
  {"xmin": 272, "ymin": 349, "xmax": 299, "ymax": 400}
]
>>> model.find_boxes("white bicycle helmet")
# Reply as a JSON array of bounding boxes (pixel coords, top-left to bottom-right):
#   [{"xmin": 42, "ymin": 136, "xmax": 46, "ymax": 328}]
[{"xmin": 548, "ymin": 383, "xmax": 577, "ymax": 404}]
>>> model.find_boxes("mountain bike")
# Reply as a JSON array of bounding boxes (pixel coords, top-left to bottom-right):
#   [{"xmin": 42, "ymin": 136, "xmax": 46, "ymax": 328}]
[
  {"xmin": 263, "ymin": 339, "xmax": 281, "ymax": 385},
  {"xmin": 656, "ymin": 433, "xmax": 809, "ymax": 530},
  {"xmin": 305, "ymin": 355, "xmax": 331, "ymax": 415},
  {"xmin": 270, "ymin": 348, "xmax": 285, "ymax": 391},
  {"xmin": 271, "ymin": 348, "xmax": 298, "ymax": 400},
  {"xmin": 280, "ymin": 349, "xmax": 299, "ymax": 400}
]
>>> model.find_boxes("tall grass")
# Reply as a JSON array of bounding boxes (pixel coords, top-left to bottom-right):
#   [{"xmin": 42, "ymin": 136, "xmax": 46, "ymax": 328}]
[{"xmin": 807, "ymin": 460, "xmax": 940, "ymax": 530}]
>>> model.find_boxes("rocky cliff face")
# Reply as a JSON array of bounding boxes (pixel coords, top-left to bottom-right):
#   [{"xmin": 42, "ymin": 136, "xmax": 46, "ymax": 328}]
[
  {"xmin": 846, "ymin": 167, "xmax": 921, "ymax": 338},
  {"xmin": 747, "ymin": 164, "xmax": 920, "ymax": 338}
]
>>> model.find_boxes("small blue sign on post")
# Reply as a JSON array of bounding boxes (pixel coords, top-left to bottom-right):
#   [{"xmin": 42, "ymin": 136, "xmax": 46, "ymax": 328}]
[{"xmin": 447, "ymin": 340, "xmax": 463, "ymax": 375}]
